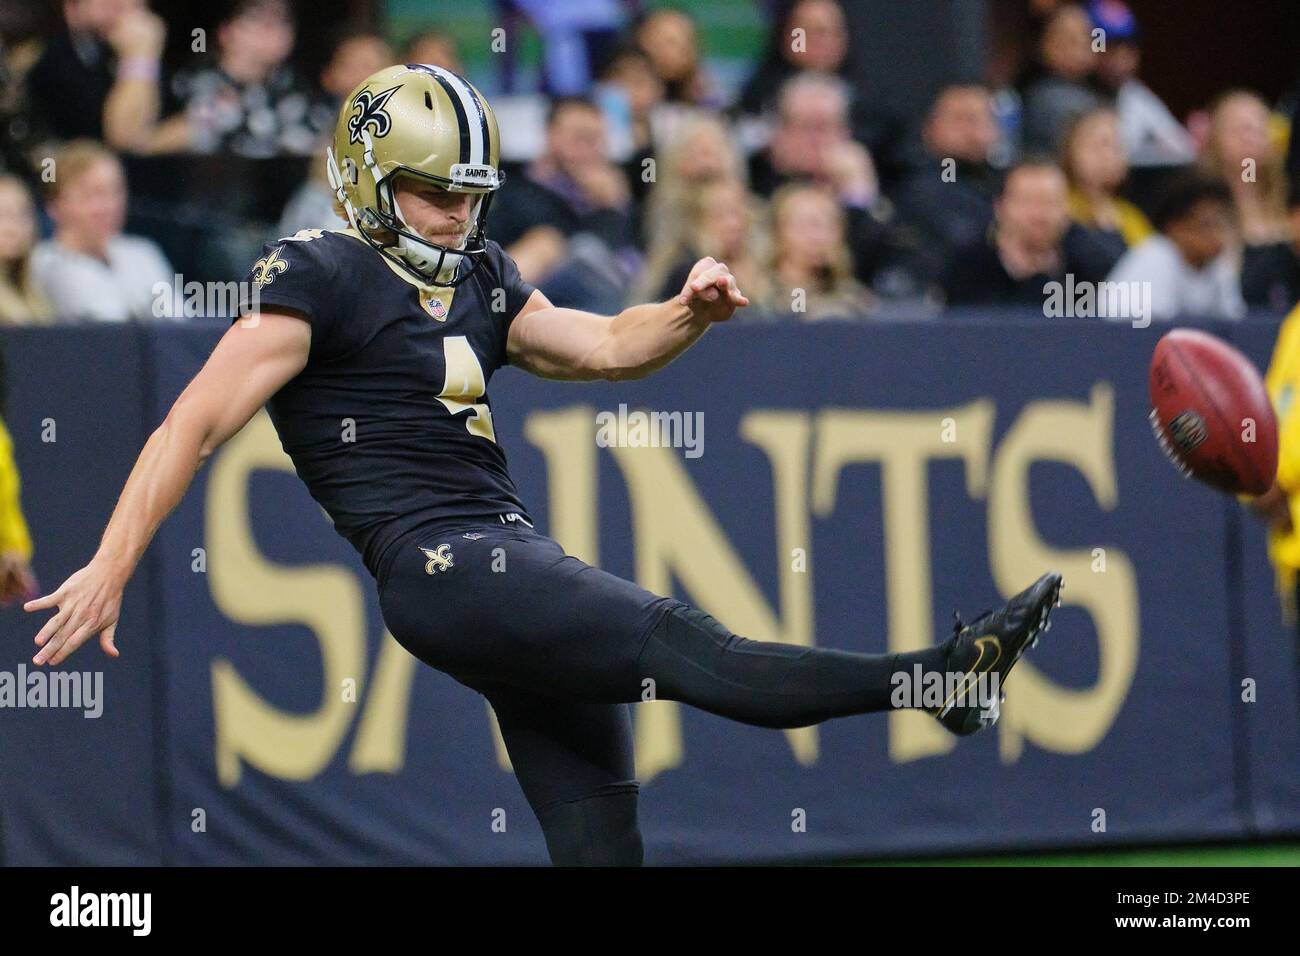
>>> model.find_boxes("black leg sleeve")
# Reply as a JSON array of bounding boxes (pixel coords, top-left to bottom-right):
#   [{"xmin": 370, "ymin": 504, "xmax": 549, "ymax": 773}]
[{"xmin": 636, "ymin": 603, "xmax": 949, "ymax": 729}]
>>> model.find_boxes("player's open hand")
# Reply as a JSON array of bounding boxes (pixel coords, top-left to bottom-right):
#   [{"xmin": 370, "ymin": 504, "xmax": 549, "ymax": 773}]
[
  {"xmin": 677, "ymin": 256, "xmax": 749, "ymax": 323},
  {"xmin": 24, "ymin": 559, "xmax": 124, "ymax": 665}
]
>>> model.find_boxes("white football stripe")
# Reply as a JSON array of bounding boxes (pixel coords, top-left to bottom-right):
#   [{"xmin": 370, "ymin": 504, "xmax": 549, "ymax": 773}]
[{"xmin": 430, "ymin": 66, "xmax": 484, "ymax": 165}]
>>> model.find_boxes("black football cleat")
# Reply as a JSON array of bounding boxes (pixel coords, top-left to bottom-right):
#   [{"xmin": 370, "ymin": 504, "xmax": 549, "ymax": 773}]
[{"xmin": 928, "ymin": 572, "xmax": 1064, "ymax": 736}]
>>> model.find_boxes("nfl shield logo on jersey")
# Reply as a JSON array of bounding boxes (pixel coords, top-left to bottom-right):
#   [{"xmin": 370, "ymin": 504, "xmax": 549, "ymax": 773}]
[{"xmin": 422, "ymin": 292, "xmax": 448, "ymax": 321}]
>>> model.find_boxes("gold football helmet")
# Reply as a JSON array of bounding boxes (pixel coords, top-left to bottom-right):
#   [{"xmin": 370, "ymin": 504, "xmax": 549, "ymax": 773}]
[{"xmin": 326, "ymin": 63, "xmax": 504, "ymax": 286}]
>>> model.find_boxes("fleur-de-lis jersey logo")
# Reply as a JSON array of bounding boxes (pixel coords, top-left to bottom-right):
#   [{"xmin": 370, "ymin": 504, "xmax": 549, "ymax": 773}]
[
  {"xmin": 347, "ymin": 85, "xmax": 401, "ymax": 144},
  {"xmin": 251, "ymin": 246, "xmax": 289, "ymax": 288},
  {"xmin": 419, "ymin": 543, "xmax": 455, "ymax": 574}
]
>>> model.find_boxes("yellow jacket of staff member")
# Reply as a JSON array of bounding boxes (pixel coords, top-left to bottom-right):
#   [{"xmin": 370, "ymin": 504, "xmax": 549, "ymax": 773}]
[
  {"xmin": 0, "ymin": 414, "xmax": 32, "ymax": 560},
  {"xmin": 1262, "ymin": 302, "xmax": 1300, "ymax": 612},
  {"xmin": 1066, "ymin": 189, "xmax": 1154, "ymax": 248}
]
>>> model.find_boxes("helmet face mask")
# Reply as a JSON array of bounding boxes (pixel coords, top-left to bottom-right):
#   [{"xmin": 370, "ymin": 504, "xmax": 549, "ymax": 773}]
[
  {"xmin": 376, "ymin": 169, "xmax": 495, "ymax": 285},
  {"xmin": 327, "ymin": 64, "xmax": 504, "ymax": 287}
]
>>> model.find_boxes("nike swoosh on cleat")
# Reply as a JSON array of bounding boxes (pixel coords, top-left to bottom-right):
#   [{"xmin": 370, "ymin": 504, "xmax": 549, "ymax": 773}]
[{"xmin": 938, "ymin": 635, "xmax": 1001, "ymax": 718}]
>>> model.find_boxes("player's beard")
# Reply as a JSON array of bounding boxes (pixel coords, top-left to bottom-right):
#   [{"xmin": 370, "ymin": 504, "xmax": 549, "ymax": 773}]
[
  {"xmin": 398, "ymin": 231, "xmax": 464, "ymax": 282},
  {"xmin": 393, "ymin": 196, "xmax": 481, "ymax": 283}
]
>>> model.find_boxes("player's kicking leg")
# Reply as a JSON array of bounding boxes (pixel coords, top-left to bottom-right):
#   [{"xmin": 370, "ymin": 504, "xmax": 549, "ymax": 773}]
[
  {"xmin": 379, "ymin": 521, "xmax": 1063, "ymax": 736},
  {"xmin": 377, "ymin": 521, "xmax": 1063, "ymax": 864},
  {"xmin": 633, "ymin": 570, "xmax": 1063, "ymax": 733}
]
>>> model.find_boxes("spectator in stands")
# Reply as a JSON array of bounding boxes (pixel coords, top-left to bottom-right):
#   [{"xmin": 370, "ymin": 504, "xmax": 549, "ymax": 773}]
[
  {"xmin": 1107, "ymin": 172, "xmax": 1245, "ymax": 320},
  {"xmin": 593, "ymin": 44, "xmax": 665, "ymax": 212},
  {"xmin": 891, "ymin": 84, "xmax": 1004, "ymax": 294},
  {"xmin": 640, "ymin": 113, "xmax": 747, "ymax": 251},
  {"xmin": 754, "ymin": 183, "xmax": 875, "ymax": 320},
  {"xmin": 106, "ymin": 0, "xmax": 320, "ymax": 157},
  {"xmin": 1241, "ymin": 190, "xmax": 1300, "ymax": 312},
  {"xmin": 314, "ymin": 28, "xmax": 393, "ymax": 126},
  {"xmin": 401, "ymin": 28, "xmax": 463, "ymax": 73},
  {"xmin": 1086, "ymin": 0, "xmax": 1195, "ymax": 166},
  {"xmin": 737, "ymin": 0, "xmax": 850, "ymax": 119},
  {"xmin": 279, "ymin": 27, "xmax": 394, "ymax": 236},
  {"xmin": 944, "ymin": 158, "xmax": 1115, "ymax": 307},
  {"xmin": 27, "ymin": 0, "xmax": 143, "ymax": 142},
  {"xmin": 488, "ymin": 97, "xmax": 639, "ymax": 313},
  {"xmin": 634, "ymin": 8, "xmax": 722, "ymax": 109},
  {"xmin": 30, "ymin": 140, "xmax": 174, "ymax": 321},
  {"xmin": 1200, "ymin": 90, "xmax": 1293, "ymax": 310},
  {"xmin": 98, "ymin": 1, "xmax": 183, "ymax": 153},
  {"xmin": 0, "ymin": 176, "xmax": 53, "ymax": 324},
  {"xmin": 509, "ymin": 0, "xmax": 627, "ymax": 96},
  {"xmin": 1020, "ymin": 3, "xmax": 1102, "ymax": 153},
  {"xmin": 635, "ymin": 176, "xmax": 766, "ymax": 305},
  {"xmin": 1200, "ymin": 90, "xmax": 1291, "ymax": 246},
  {"xmin": 735, "ymin": 0, "xmax": 907, "ymax": 181},
  {"xmin": 748, "ymin": 72, "xmax": 876, "ymax": 199},
  {"xmin": 1059, "ymin": 106, "xmax": 1152, "ymax": 266},
  {"xmin": 748, "ymin": 72, "xmax": 893, "ymax": 284}
]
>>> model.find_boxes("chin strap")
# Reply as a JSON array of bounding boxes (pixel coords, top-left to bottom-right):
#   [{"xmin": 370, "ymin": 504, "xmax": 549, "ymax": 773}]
[{"xmin": 325, "ymin": 145, "xmax": 360, "ymax": 234}]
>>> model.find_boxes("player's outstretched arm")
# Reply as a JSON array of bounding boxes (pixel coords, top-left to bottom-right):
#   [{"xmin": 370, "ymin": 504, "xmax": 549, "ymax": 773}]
[
  {"xmin": 506, "ymin": 256, "xmax": 748, "ymax": 382},
  {"xmin": 23, "ymin": 311, "xmax": 311, "ymax": 665}
]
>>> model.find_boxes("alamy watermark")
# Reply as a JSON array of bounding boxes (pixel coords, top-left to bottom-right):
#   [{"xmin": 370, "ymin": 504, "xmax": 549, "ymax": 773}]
[
  {"xmin": 0, "ymin": 664, "xmax": 103, "ymax": 718},
  {"xmin": 595, "ymin": 403, "xmax": 704, "ymax": 458},
  {"xmin": 1043, "ymin": 275, "xmax": 1152, "ymax": 328},
  {"xmin": 890, "ymin": 664, "xmax": 1002, "ymax": 715},
  {"xmin": 152, "ymin": 275, "xmax": 261, "ymax": 321},
  {"xmin": 50, "ymin": 886, "xmax": 150, "ymax": 935}
]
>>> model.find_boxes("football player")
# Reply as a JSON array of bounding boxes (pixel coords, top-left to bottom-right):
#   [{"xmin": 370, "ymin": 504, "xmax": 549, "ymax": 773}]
[{"xmin": 25, "ymin": 65, "xmax": 1063, "ymax": 866}]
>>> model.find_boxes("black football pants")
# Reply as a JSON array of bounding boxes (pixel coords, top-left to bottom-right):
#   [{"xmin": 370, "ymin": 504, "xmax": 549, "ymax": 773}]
[{"xmin": 377, "ymin": 517, "xmax": 944, "ymax": 865}]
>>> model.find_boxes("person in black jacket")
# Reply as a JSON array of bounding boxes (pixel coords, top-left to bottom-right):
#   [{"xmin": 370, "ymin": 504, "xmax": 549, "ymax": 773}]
[
  {"xmin": 746, "ymin": 72, "xmax": 898, "ymax": 289},
  {"xmin": 25, "ymin": 0, "xmax": 131, "ymax": 142},
  {"xmin": 945, "ymin": 158, "xmax": 1117, "ymax": 308},
  {"xmin": 891, "ymin": 84, "xmax": 1004, "ymax": 296}
]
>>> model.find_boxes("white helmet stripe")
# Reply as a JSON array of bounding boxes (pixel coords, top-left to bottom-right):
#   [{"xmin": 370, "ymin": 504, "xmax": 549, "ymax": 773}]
[{"xmin": 429, "ymin": 66, "xmax": 485, "ymax": 165}]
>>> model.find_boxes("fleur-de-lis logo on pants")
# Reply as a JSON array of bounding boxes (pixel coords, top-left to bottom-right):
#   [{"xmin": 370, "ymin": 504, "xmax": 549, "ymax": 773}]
[
  {"xmin": 347, "ymin": 85, "xmax": 401, "ymax": 144},
  {"xmin": 419, "ymin": 543, "xmax": 454, "ymax": 575},
  {"xmin": 251, "ymin": 246, "xmax": 289, "ymax": 288}
]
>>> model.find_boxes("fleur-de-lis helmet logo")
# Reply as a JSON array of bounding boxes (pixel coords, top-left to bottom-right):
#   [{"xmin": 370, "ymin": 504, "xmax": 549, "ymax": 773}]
[{"xmin": 347, "ymin": 85, "xmax": 401, "ymax": 145}]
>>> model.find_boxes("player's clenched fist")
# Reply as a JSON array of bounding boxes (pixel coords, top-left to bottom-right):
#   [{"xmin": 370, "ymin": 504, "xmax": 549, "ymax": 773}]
[
  {"xmin": 677, "ymin": 256, "xmax": 749, "ymax": 322},
  {"xmin": 24, "ymin": 559, "xmax": 124, "ymax": 666}
]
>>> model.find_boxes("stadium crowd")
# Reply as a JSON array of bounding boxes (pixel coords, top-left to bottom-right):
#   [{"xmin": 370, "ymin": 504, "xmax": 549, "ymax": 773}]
[{"xmin": 0, "ymin": 0, "xmax": 1297, "ymax": 326}]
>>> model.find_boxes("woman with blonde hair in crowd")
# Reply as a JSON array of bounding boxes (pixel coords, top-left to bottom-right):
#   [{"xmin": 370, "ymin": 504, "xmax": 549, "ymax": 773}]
[
  {"xmin": 0, "ymin": 175, "xmax": 52, "ymax": 324},
  {"xmin": 633, "ymin": 175, "xmax": 767, "ymax": 305},
  {"xmin": 1199, "ymin": 89, "xmax": 1291, "ymax": 245},
  {"xmin": 756, "ymin": 183, "xmax": 876, "ymax": 320},
  {"xmin": 639, "ymin": 112, "xmax": 746, "ymax": 250},
  {"xmin": 1059, "ymin": 106, "xmax": 1152, "ymax": 264}
]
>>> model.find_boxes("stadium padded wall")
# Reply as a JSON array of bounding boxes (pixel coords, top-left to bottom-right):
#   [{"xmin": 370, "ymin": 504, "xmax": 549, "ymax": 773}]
[{"xmin": 1, "ymin": 317, "xmax": 1297, "ymax": 865}]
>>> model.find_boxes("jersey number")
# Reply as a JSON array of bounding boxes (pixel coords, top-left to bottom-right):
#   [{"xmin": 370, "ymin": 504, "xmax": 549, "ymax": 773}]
[{"xmin": 438, "ymin": 336, "xmax": 496, "ymax": 442}]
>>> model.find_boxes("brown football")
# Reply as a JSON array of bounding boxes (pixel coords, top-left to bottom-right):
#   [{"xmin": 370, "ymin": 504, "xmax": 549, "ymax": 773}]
[{"xmin": 1149, "ymin": 328, "xmax": 1278, "ymax": 495}]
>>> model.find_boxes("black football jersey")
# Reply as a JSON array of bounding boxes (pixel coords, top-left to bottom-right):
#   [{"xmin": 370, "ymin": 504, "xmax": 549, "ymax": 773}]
[{"xmin": 236, "ymin": 228, "xmax": 535, "ymax": 578}]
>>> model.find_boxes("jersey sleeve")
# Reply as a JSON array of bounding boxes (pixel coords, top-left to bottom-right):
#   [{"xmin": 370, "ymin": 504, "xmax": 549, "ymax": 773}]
[
  {"xmin": 482, "ymin": 241, "xmax": 537, "ymax": 368},
  {"xmin": 236, "ymin": 234, "xmax": 343, "ymax": 357}
]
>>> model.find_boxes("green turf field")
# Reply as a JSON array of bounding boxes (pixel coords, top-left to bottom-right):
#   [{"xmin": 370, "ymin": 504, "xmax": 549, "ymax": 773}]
[{"xmin": 854, "ymin": 841, "xmax": 1300, "ymax": 866}]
